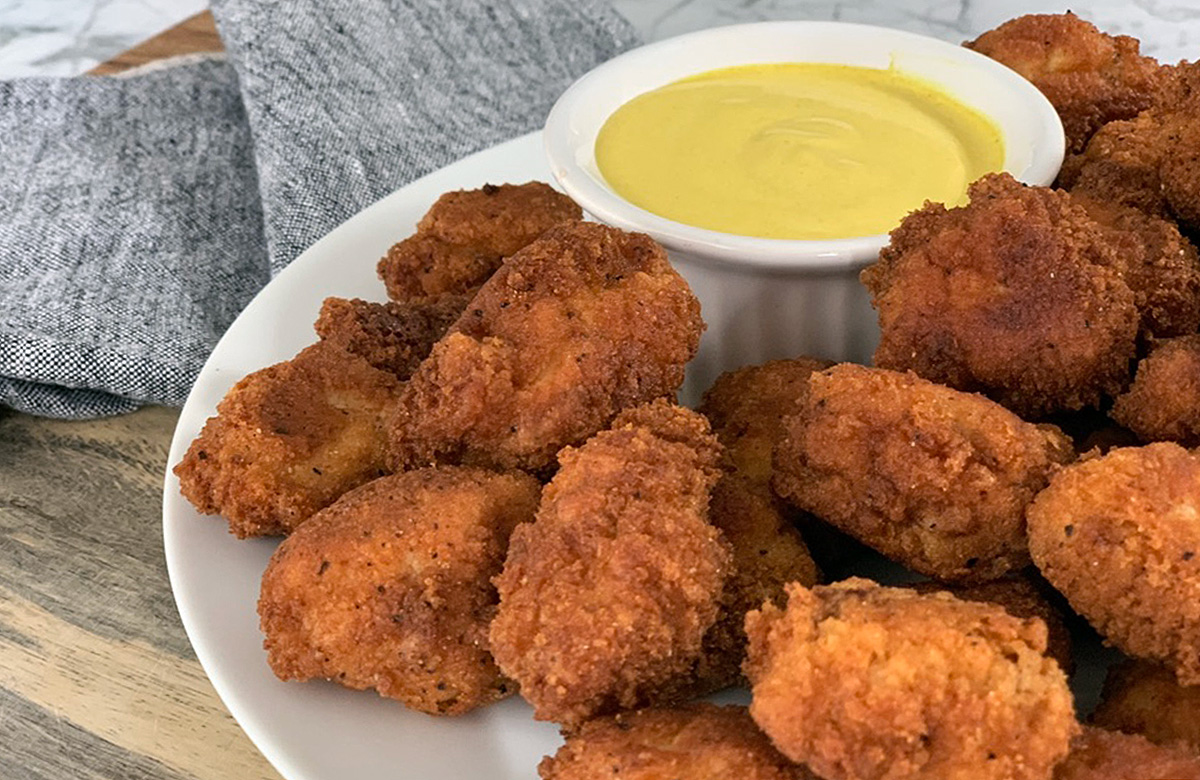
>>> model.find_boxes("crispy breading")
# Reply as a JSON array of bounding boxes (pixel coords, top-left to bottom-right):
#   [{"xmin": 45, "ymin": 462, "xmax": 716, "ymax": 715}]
[
  {"xmin": 965, "ymin": 13, "xmax": 1166, "ymax": 153},
  {"xmin": 174, "ymin": 341, "xmax": 400, "ymax": 537},
  {"xmin": 489, "ymin": 401, "xmax": 730, "ymax": 727},
  {"xmin": 1112, "ymin": 335, "xmax": 1200, "ymax": 445},
  {"xmin": 773, "ymin": 364, "xmax": 1074, "ymax": 582},
  {"xmin": 388, "ymin": 221, "xmax": 703, "ymax": 475},
  {"xmin": 1093, "ymin": 659, "xmax": 1200, "ymax": 753},
  {"xmin": 1058, "ymin": 112, "xmax": 1173, "ymax": 217},
  {"xmin": 538, "ymin": 704, "xmax": 814, "ymax": 780},
  {"xmin": 314, "ymin": 295, "xmax": 467, "ymax": 379},
  {"xmin": 1070, "ymin": 195, "xmax": 1200, "ymax": 338},
  {"xmin": 911, "ymin": 572, "xmax": 1075, "ymax": 674},
  {"xmin": 698, "ymin": 357, "xmax": 834, "ymax": 487},
  {"xmin": 257, "ymin": 466, "xmax": 540, "ymax": 716},
  {"xmin": 863, "ymin": 173, "xmax": 1140, "ymax": 417},
  {"xmin": 682, "ymin": 476, "xmax": 820, "ymax": 695},
  {"xmin": 1027, "ymin": 443, "xmax": 1200, "ymax": 684},
  {"xmin": 377, "ymin": 182, "xmax": 581, "ymax": 302},
  {"xmin": 1161, "ymin": 118, "xmax": 1200, "ymax": 231},
  {"xmin": 1053, "ymin": 726, "xmax": 1200, "ymax": 780},
  {"xmin": 744, "ymin": 579, "xmax": 1077, "ymax": 780}
]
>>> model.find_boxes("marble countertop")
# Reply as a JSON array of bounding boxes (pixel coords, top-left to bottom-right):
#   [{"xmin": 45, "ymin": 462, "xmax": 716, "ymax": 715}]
[{"xmin": 1, "ymin": 0, "xmax": 1197, "ymax": 79}]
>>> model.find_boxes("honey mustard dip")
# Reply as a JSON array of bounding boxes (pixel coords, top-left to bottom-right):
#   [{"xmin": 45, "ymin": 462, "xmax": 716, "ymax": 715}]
[{"xmin": 594, "ymin": 63, "xmax": 1005, "ymax": 240}]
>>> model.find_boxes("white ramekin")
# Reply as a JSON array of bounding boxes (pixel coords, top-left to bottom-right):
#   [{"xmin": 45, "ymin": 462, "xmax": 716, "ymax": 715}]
[{"xmin": 544, "ymin": 21, "xmax": 1064, "ymax": 403}]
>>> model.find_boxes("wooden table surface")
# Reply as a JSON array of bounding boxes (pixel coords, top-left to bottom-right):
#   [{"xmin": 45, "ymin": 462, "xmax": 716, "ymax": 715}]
[{"xmin": 3, "ymin": 12, "xmax": 282, "ymax": 780}]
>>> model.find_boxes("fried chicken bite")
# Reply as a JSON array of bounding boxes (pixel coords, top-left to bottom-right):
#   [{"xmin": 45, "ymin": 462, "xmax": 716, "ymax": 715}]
[
  {"xmin": 1092, "ymin": 659, "xmax": 1200, "ymax": 753},
  {"xmin": 683, "ymin": 476, "xmax": 820, "ymax": 695},
  {"xmin": 1069, "ymin": 195, "xmax": 1200, "ymax": 338},
  {"xmin": 258, "ymin": 466, "xmax": 540, "ymax": 716},
  {"xmin": 175, "ymin": 340, "xmax": 401, "ymax": 538},
  {"xmin": 965, "ymin": 13, "xmax": 1166, "ymax": 153},
  {"xmin": 389, "ymin": 221, "xmax": 703, "ymax": 475},
  {"xmin": 377, "ymin": 182, "xmax": 581, "ymax": 302},
  {"xmin": 911, "ymin": 572, "xmax": 1074, "ymax": 674},
  {"xmin": 1058, "ymin": 112, "xmax": 1171, "ymax": 219},
  {"xmin": 1112, "ymin": 335, "xmax": 1200, "ymax": 445},
  {"xmin": 773, "ymin": 364, "xmax": 1074, "ymax": 582},
  {"xmin": 1027, "ymin": 443, "xmax": 1200, "ymax": 684},
  {"xmin": 539, "ymin": 704, "xmax": 814, "ymax": 780},
  {"xmin": 1053, "ymin": 726, "xmax": 1200, "ymax": 780},
  {"xmin": 1060, "ymin": 106, "xmax": 1200, "ymax": 235},
  {"xmin": 744, "ymin": 579, "xmax": 1077, "ymax": 780},
  {"xmin": 489, "ymin": 401, "xmax": 731, "ymax": 727},
  {"xmin": 314, "ymin": 295, "xmax": 467, "ymax": 379},
  {"xmin": 1161, "ymin": 118, "xmax": 1200, "ymax": 231},
  {"xmin": 863, "ymin": 173, "xmax": 1139, "ymax": 417},
  {"xmin": 698, "ymin": 357, "xmax": 834, "ymax": 487}
]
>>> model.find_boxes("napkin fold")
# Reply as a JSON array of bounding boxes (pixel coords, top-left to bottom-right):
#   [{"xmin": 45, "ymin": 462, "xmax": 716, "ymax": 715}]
[{"xmin": 0, "ymin": 0, "xmax": 638, "ymax": 418}]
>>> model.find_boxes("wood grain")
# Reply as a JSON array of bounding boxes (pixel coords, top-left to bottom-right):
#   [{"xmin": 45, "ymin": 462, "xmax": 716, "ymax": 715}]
[
  {"xmin": 88, "ymin": 12, "xmax": 224, "ymax": 76},
  {"xmin": 2, "ymin": 17, "xmax": 280, "ymax": 780}
]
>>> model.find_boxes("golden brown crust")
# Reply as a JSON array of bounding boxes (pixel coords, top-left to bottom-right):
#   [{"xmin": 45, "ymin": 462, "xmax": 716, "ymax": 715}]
[
  {"xmin": 388, "ymin": 221, "xmax": 703, "ymax": 475},
  {"xmin": 911, "ymin": 572, "xmax": 1075, "ymax": 675},
  {"xmin": 1069, "ymin": 195, "xmax": 1200, "ymax": 339},
  {"xmin": 682, "ymin": 476, "xmax": 820, "ymax": 695},
  {"xmin": 1092, "ymin": 659, "xmax": 1200, "ymax": 753},
  {"xmin": 1162, "ymin": 119, "xmax": 1200, "ymax": 231},
  {"xmin": 1027, "ymin": 443, "xmax": 1200, "ymax": 684},
  {"xmin": 1112, "ymin": 335, "xmax": 1200, "ymax": 445},
  {"xmin": 863, "ymin": 173, "xmax": 1140, "ymax": 417},
  {"xmin": 314, "ymin": 295, "xmax": 468, "ymax": 379},
  {"xmin": 744, "ymin": 579, "xmax": 1077, "ymax": 780},
  {"xmin": 377, "ymin": 182, "xmax": 581, "ymax": 302},
  {"xmin": 965, "ymin": 13, "xmax": 1166, "ymax": 153},
  {"xmin": 698, "ymin": 357, "xmax": 834, "ymax": 487},
  {"xmin": 489, "ymin": 401, "xmax": 730, "ymax": 727},
  {"xmin": 1053, "ymin": 726, "xmax": 1200, "ymax": 780},
  {"xmin": 773, "ymin": 364, "xmax": 1074, "ymax": 582},
  {"xmin": 257, "ymin": 466, "xmax": 540, "ymax": 716},
  {"xmin": 538, "ymin": 704, "xmax": 813, "ymax": 780},
  {"xmin": 1058, "ymin": 113, "xmax": 1173, "ymax": 217},
  {"xmin": 174, "ymin": 341, "xmax": 401, "ymax": 537}
]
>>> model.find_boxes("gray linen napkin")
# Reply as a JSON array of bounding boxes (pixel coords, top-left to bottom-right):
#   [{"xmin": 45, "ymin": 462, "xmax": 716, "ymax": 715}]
[{"xmin": 0, "ymin": 0, "xmax": 638, "ymax": 418}]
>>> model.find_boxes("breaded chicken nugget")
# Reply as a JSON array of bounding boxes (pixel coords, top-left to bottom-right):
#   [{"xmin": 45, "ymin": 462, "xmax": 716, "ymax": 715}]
[
  {"xmin": 389, "ymin": 222, "xmax": 703, "ymax": 475},
  {"xmin": 1057, "ymin": 112, "xmax": 1171, "ymax": 217},
  {"xmin": 744, "ymin": 579, "xmax": 1077, "ymax": 780},
  {"xmin": 1112, "ymin": 335, "xmax": 1200, "ymax": 445},
  {"xmin": 965, "ymin": 13, "xmax": 1165, "ymax": 153},
  {"xmin": 773, "ymin": 364, "xmax": 1074, "ymax": 582},
  {"xmin": 682, "ymin": 476, "xmax": 820, "ymax": 695},
  {"xmin": 1161, "ymin": 118, "xmax": 1200, "ymax": 231},
  {"xmin": 489, "ymin": 401, "xmax": 730, "ymax": 727},
  {"xmin": 1060, "ymin": 107, "xmax": 1200, "ymax": 235},
  {"xmin": 1070, "ymin": 195, "xmax": 1200, "ymax": 338},
  {"xmin": 258, "ymin": 466, "xmax": 540, "ymax": 716},
  {"xmin": 314, "ymin": 295, "xmax": 467, "ymax": 379},
  {"xmin": 863, "ymin": 174, "xmax": 1139, "ymax": 417},
  {"xmin": 1093, "ymin": 660, "xmax": 1200, "ymax": 753},
  {"xmin": 1027, "ymin": 443, "xmax": 1200, "ymax": 684},
  {"xmin": 1053, "ymin": 726, "xmax": 1200, "ymax": 780},
  {"xmin": 377, "ymin": 182, "xmax": 581, "ymax": 302},
  {"xmin": 539, "ymin": 703, "xmax": 814, "ymax": 780},
  {"xmin": 911, "ymin": 572, "xmax": 1074, "ymax": 674},
  {"xmin": 175, "ymin": 341, "xmax": 400, "ymax": 537},
  {"xmin": 698, "ymin": 357, "xmax": 834, "ymax": 487}
]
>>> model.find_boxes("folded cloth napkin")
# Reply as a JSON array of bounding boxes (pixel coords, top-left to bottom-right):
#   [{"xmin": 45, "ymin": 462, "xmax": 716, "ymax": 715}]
[{"xmin": 0, "ymin": 0, "xmax": 638, "ymax": 418}]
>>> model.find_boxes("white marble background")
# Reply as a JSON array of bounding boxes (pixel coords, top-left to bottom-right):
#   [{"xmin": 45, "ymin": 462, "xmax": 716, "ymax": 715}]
[{"xmin": 0, "ymin": 0, "xmax": 1197, "ymax": 77}]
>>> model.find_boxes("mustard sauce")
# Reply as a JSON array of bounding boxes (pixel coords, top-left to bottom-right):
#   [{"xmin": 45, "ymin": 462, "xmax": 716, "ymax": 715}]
[{"xmin": 594, "ymin": 63, "xmax": 1005, "ymax": 240}]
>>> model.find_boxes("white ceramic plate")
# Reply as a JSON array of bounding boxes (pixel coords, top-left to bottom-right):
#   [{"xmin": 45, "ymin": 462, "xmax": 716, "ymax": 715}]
[{"xmin": 164, "ymin": 131, "xmax": 583, "ymax": 780}]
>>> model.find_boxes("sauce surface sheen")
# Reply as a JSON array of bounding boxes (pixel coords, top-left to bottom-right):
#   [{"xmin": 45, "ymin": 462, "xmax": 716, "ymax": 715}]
[{"xmin": 595, "ymin": 63, "xmax": 1005, "ymax": 240}]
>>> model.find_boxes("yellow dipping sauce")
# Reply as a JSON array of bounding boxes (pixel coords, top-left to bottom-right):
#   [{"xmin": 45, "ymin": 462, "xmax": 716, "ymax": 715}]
[{"xmin": 595, "ymin": 63, "xmax": 1005, "ymax": 240}]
